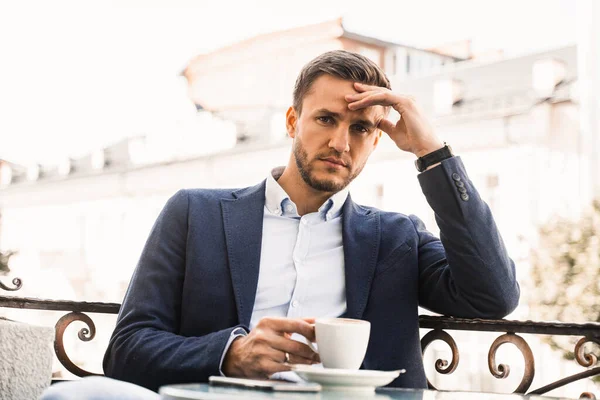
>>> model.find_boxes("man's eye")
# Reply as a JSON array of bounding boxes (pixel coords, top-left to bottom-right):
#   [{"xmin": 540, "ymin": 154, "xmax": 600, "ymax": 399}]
[
  {"xmin": 317, "ymin": 116, "xmax": 333, "ymax": 124},
  {"xmin": 352, "ymin": 125, "xmax": 368, "ymax": 133}
]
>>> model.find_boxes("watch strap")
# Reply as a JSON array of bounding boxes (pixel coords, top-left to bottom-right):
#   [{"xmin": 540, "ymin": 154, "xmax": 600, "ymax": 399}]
[{"xmin": 415, "ymin": 144, "xmax": 453, "ymax": 172}]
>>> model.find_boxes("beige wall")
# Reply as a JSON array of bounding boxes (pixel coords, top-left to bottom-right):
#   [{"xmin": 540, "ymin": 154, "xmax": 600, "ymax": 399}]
[
  {"xmin": 338, "ymin": 37, "xmax": 385, "ymax": 68},
  {"xmin": 184, "ymin": 21, "xmax": 390, "ymax": 112},
  {"xmin": 187, "ymin": 38, "xmax": 345, "ymax": 111}
]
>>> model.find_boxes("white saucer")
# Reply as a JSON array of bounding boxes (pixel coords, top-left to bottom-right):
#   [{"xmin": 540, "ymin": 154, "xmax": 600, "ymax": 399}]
[{"xmin": 290, "ymin": 364, "xmax": 405, "ymax": 392}]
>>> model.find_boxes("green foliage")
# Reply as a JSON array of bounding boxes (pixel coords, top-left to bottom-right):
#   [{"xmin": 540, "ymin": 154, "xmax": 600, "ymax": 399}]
[
  {"xmin": 529, "ymin": 200, "xmax": 600, "ymax": 379},
  {"xmin": 530, "ymin": 200, "xmax": 600, "ymax": 324},
  {"xmin": 0, "ymin": 250, "xmax": 16, "ymax": 275}
]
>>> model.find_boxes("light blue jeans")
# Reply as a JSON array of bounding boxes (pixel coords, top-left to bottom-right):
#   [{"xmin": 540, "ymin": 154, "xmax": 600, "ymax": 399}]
[{"xmin": 40, "ymin": 376, "xmax": 160, "ymax": 400}]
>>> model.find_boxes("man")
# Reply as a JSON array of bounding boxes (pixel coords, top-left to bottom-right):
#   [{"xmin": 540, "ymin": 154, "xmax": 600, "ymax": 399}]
[{"xmin": 43, "ymin": 50, "xmax": 519, "ymax": 398}]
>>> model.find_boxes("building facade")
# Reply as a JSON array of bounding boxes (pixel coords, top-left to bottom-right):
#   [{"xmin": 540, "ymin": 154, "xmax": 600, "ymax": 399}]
[
  {"xmin": 0, "ymin": 20, "xmax": 596, "ymax": 394},
  {"xmin": 182, "ymin": 18, "xmax": 460, "ymax": 143}
]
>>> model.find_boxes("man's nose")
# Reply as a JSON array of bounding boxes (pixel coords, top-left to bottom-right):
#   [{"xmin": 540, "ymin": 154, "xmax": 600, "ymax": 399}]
[{"xmin": 328, "ymin": 126, "xmax": 350, "ymax": 153}]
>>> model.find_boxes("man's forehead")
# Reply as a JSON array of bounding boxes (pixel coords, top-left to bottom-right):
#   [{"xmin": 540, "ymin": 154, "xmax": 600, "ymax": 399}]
[
  {"xmin": 304, "ymin": 97, "xmax": 384, "ymax": 123},
  {"xmin": 305, "ymin": 76, "xmax": 356, "ymax": 103},
  {"xmin": 310, "ymin": 103, "xmax": 383, "ymax": 120},
  {"xmin": 303, "ymin": 76, "xmax": 384, "ymax": 121}
]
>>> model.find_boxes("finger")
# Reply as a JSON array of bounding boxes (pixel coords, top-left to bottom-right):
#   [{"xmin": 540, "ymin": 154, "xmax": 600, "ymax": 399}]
[
  {"xmin": 345, "ymin": 90, "xmax": 377, "ymax": 102},
  {"xmin": 269, "ymin": 319, "xmax": 316, "ymax": 342},
  {"xmin": 348, "ymin": 92, "xmax": 393, "ymax": 110},
  {"xmin": 378, "ymin": 119, "xmax": 397, "ymax": 135},
  {"xmin": 287, "ymin": 352, "xmax": 320, "ymax": 365},
  {"xmin": 263, "ymin": 346, "xmax": 289, "ymax": 363},
  {"xmin": 353, "ymin": 81, "xmax": 415, "ymax": 103},
  {"xmin": 258, "ymin": 359, "xmax": 292, "ymax": 379},
  {"xmin": 270, "ymin": 336, "xmax": 320, "ymax": 361},
  {"xmin": 354, "ymin": 81, "xmax": 386, "ymax": 93},
  {"xmin": 392, "ymin": 96, "xmax": 417, "ymax": 113},
  {"xmin": 263, "ymin": 347, "xmax": 315, "ymax": 367},
  {"xmin": 352, "ymin": 85, "xmax": 417, "ymax": 112}
]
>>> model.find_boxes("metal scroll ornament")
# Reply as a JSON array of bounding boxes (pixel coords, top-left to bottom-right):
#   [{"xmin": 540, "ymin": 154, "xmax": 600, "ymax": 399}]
[
  {"xmin": 488, "ymin": 333, "xmax": 535, "ymax": 393},
  {"xmin": 0, "ymin": 277, "xmax": 22, "ymax": 291},
  {"xmin": 575, "ymin": 336, "xmax": 600, "ymax": 368},
  {"xmin": 54, "ymin": 311, "xmax": 101, "ymax": 377},
  {"xmin": 420, "ymin": 329, "xmax": 460, "ymax": 390}
]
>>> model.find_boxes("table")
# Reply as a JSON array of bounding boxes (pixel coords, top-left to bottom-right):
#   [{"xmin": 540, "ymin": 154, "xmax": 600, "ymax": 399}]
[{"xmin": 159, "ymin": 383, "xmax": 571, "ymax": 400}]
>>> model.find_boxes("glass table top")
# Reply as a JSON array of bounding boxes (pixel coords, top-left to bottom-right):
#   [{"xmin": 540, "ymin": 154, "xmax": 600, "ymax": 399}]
[{"xmin": 159, "ymin": 383, "xmax": 572, "ymax": 400}]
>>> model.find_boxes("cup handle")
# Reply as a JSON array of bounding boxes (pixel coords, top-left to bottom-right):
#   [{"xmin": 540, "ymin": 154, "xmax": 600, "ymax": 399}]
[{"xmin": 306, "ymin": 323, "xmax": 319, "ymax": 354}]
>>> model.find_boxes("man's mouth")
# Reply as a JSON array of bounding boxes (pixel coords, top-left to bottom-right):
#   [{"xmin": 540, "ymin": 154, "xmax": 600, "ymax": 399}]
[{"xmin": 320, "ymin": 157, "xmax": 347, "ymax": 168}]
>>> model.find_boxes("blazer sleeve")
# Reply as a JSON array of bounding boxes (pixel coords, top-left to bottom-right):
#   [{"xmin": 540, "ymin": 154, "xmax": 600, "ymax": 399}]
[
  {"xmin": 414, "ymin": 156, "xmax": 520, "ymax": 319},
  {"xmin": 103, "ymin": 189, "xmax": 246, "ymax": 391}
]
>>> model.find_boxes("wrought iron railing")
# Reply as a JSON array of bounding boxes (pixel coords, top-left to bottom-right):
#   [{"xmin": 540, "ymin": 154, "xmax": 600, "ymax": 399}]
[
  {"xmin": 1, "ymin": 277, "xmax": 598, "ymax": 399},
  {"xmin": 419, "ymin": 315, "xmax": 599, "ymax": 399},
  {"xmin": 0, "ymin": 276, "xmax": 22, "ymax": 292}
]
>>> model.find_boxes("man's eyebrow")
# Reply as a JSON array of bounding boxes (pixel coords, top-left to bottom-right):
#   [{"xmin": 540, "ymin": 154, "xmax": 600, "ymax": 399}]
[
  {"xmin": 316, "ymin": 108, "xmax": 377, "ymax": 129},
  {"xmin": 316, "ymin": 108, "xmax": 342, "ymax": 119},
  {"xmin": 353, "ymin": 118, "xmax": 377, "ymax": 130}
]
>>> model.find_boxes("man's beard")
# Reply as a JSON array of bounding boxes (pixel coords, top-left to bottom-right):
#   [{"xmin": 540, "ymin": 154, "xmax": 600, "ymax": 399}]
[{"xmin": 293, "ymin": 137, "xmax": 365, "ymax": 193}]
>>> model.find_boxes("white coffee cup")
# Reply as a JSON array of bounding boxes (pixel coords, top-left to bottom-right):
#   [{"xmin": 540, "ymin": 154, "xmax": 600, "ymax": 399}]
[{"xmin": 313, "ymin": 318, "xmax": 370, "ymax": 370}]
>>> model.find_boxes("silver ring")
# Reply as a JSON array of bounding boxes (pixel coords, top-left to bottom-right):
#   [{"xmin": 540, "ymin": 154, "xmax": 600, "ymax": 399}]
[{"xmin": 285, "ymin": 352, "xmax": 290, "ymax": 363}]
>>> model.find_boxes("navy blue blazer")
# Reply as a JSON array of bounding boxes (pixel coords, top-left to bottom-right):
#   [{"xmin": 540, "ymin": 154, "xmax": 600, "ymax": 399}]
[{"xmin": 103, "ymin": 156, "xmax": 519, "ymax": 392}]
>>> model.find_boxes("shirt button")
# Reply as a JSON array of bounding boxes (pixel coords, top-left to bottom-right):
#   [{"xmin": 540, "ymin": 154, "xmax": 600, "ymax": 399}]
[
  {"xmin": 301, "ymin": 219, "xmax": 308, "ymax": 225},
  {"xmin": 285, "ymin": 205, "xmax": 294, "ymax": 212},
  {"xmin": 291, "ymin": 300, "xmax": 299, "ymax": 308}
]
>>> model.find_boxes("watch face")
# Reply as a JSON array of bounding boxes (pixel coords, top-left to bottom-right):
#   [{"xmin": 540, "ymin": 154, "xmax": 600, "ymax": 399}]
[{"xmin": 414, "ymin": 159, "xmax": 424, "ymax": 172}]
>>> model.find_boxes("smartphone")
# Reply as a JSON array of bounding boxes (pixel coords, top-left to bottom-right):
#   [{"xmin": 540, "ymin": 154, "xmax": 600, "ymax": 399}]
[{"xmin": 208, "ymin": 376, "xmax": 322, "ymax": 392}]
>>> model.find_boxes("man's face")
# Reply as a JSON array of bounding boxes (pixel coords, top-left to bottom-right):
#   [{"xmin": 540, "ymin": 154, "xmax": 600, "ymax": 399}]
[{"xmin": 287, "ymin": 75, "xmax": 384, "ymax": 193}]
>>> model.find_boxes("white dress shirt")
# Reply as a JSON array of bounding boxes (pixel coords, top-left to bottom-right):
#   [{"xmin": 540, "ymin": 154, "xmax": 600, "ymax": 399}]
[
  {"xmin": 219, "ymin": 167, "xmax": 349, "ymax": 375},
  {"xmin": 251, "ymin": 167, "xmax": 348, "ymax": 327}
]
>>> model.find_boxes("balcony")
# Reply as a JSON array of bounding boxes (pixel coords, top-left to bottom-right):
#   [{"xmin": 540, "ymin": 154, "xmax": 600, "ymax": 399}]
[{"xmin": 1, "ymin": 277, "xmax": 598, "ymax": 399}]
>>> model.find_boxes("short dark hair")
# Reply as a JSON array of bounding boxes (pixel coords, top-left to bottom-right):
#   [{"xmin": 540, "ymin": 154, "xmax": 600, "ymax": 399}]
[{"xmin": 292, "ymin": 50, "xmax": 391, "ymax": 114}]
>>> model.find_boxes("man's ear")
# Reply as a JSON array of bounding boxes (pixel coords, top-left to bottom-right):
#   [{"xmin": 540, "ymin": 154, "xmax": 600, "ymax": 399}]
[
  {"xmin": 286, "ymin": 107, "xmax": 297, "ymax": 138},
  {"xmin": 372, "ymin": 129, "xmax": 383, "ymax": 149}
]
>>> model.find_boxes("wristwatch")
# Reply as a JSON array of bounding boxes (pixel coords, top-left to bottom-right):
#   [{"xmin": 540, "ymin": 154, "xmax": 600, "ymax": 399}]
[{"xmin": 414, "ymin": 143, "xmax": 454, "ymax": 172}]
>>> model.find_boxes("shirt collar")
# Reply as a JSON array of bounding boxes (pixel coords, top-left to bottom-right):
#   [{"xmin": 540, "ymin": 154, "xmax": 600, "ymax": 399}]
[{"xmin": 265, "ymin": 167, "xmax": 348, "ymax": 221}]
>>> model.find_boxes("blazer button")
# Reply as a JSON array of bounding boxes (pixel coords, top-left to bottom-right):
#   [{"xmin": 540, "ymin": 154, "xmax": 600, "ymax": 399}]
[
  {"xmin": 452, "ymin": 173, "xmax": 461, "ymax": 181},
  {"xmin": 458, "ymin": 187, "xmax": 467, "ymax": 193},
  {"xmin": 455, "ymin": 181, "xmax": 465, "ymax": 188},
  {"xmin": 461, "ymin": 193, "xmax": 469, "ymax": 201}
]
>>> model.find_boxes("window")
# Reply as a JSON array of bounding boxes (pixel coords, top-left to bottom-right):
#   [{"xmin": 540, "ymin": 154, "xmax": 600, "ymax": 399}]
[{"xmin": 358, "ymin": 47, "xmax": 380, "ymax": 66}]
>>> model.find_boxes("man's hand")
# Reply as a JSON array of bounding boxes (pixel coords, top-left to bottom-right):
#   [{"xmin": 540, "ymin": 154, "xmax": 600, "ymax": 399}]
[
  {"xmin": 222, "ymin": 317, "xmax": 320, "ymax": 379},
  {"xmin": 346, "ymin": 82, "xmax": 444, "ymax": 158}
]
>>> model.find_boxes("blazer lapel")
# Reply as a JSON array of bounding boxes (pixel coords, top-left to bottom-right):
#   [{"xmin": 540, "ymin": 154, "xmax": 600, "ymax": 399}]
[
  {"xmin": 341, "ymin": 196, "xmax": 380, "ymax": 319},
  {"xmin": 221, "ymin": 181, "xmax": 266, "ymax": 327}
]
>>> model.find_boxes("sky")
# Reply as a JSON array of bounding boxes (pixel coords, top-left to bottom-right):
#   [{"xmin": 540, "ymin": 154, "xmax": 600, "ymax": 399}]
[{"xmin": 0, "ymin": 0, "xmax": 578, "ymax": 165}]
